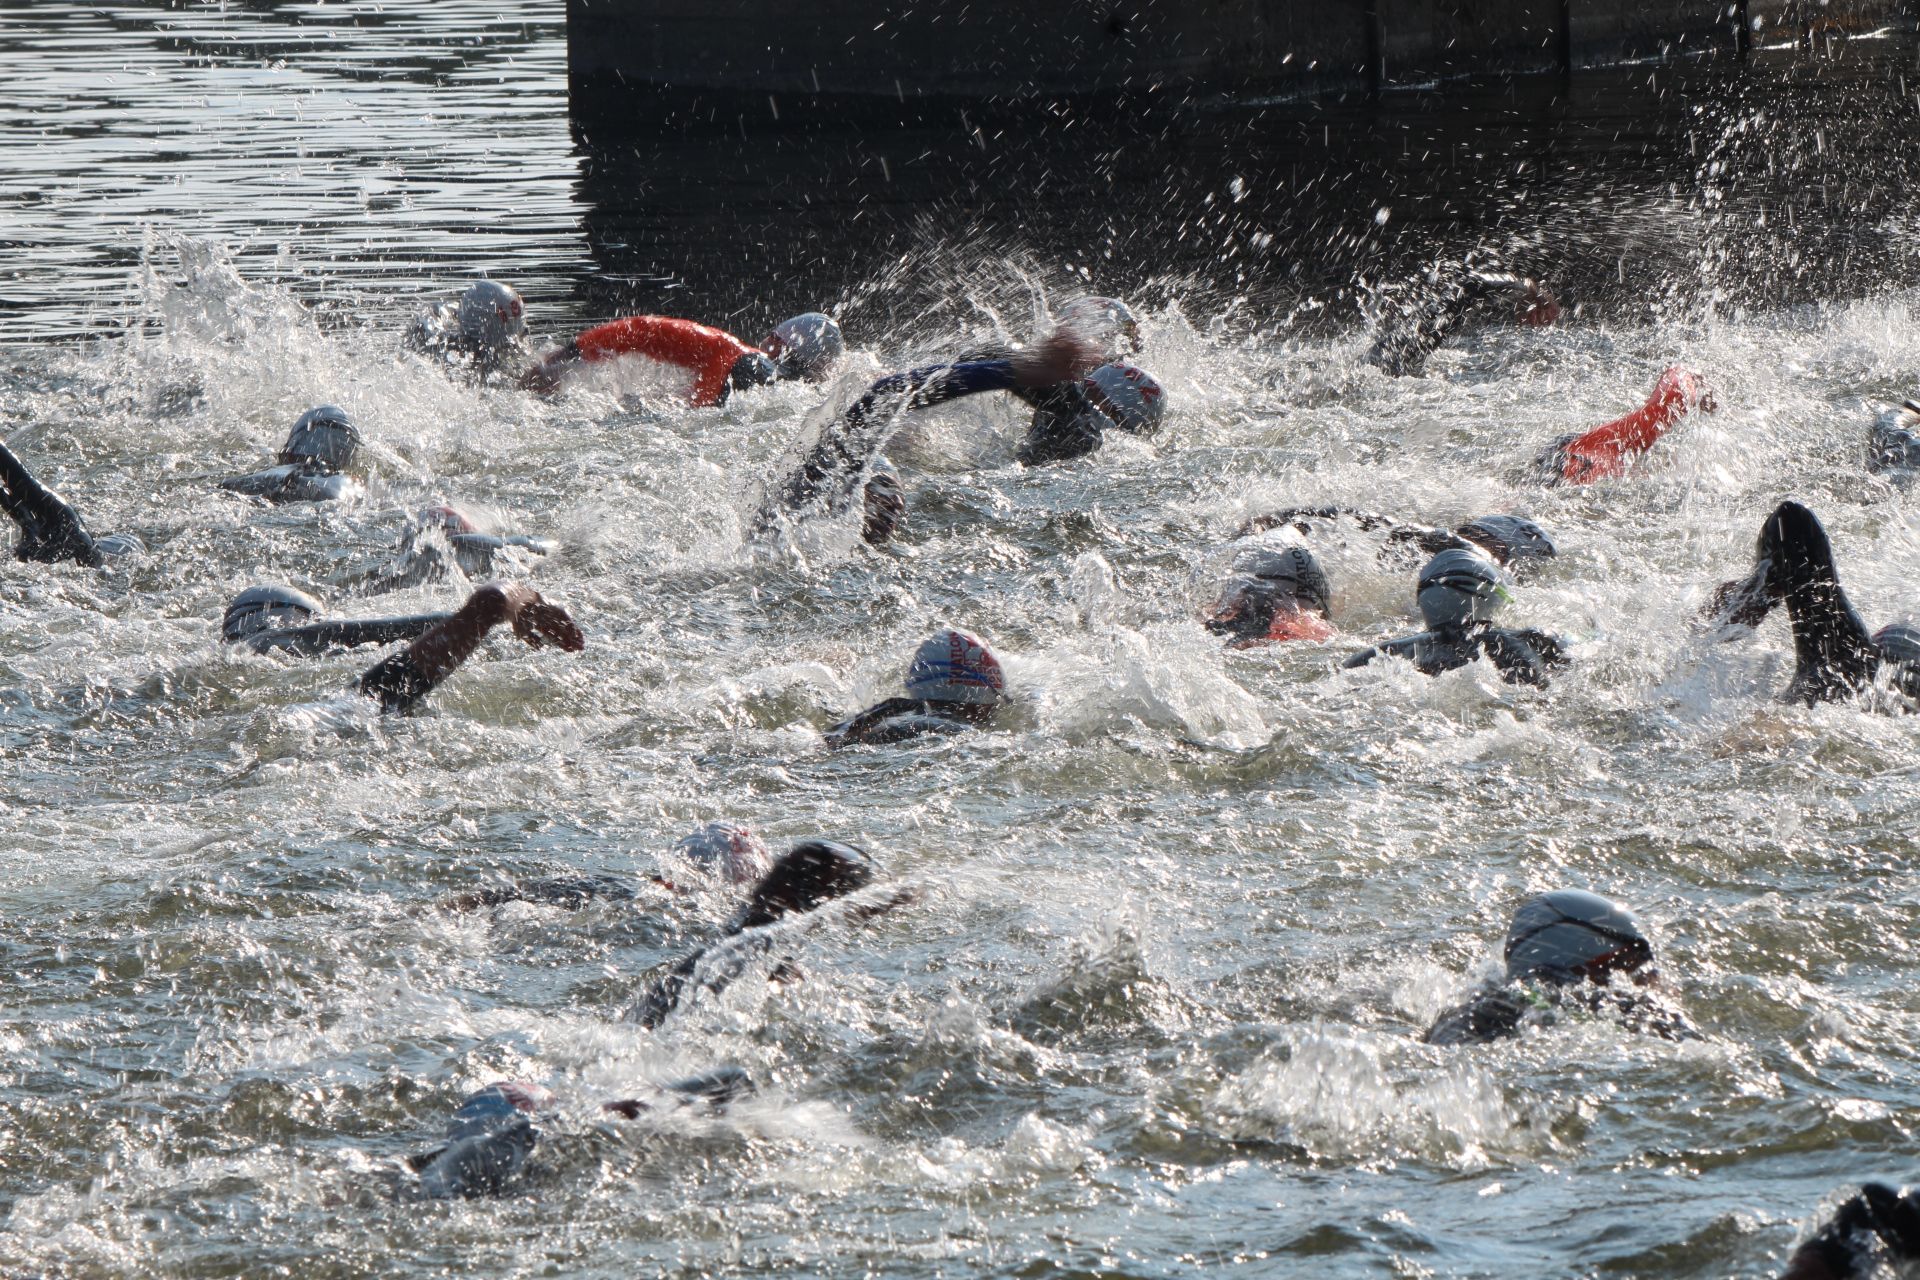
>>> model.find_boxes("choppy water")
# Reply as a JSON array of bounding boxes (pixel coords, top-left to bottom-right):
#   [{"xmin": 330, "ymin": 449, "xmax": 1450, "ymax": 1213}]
[{"xmin": 5, "ymin": 3, "xmax": 1920, "ymax": 1277}]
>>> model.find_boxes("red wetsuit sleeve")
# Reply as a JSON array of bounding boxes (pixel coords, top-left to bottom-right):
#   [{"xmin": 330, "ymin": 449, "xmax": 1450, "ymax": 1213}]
[
  {"xmin": 1557, "ymin": 366, "xmax": 1704, "ymax": 484},
  {"xmin": 569, "ymin": 316, "xmax": 755, "ymax": 407}
]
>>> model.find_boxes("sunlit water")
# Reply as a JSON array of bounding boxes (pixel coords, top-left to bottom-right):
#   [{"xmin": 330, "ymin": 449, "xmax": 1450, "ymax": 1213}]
[{"xmin": 4, "ymin": 4, "xmax": 1920, "ymax": 1278}]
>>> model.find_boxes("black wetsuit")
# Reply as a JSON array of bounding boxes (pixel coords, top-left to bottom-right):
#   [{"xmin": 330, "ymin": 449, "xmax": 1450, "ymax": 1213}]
[
  {"xmin": 236, "ymin": 612, "xmax": 451, "ymax": 658},
  {"xmin": 1424, "ymin": 979, "xmax": 1694, "ymax": 1045},
  {"xmin": 823, "ymin": 697, "xmax": 994, "ymax": 749},
  {"xmin": 1715, "ymin": 501, "xmax": 1888, "ymax": 705},
  {"xmin": 1794, "ymin": 1183, "xmax": 1920, "ymax": 1279},
  {"xmin": 1367, "ymin": 264, "xmax": 1531, "ymax": 377},
  {"xmin": 1344, "ymin": 623, "xmax": 1566, "ymax": 687},
  {"xmin": 0, "ymin": 440, "xmax": 105, "ymax": 567},
  {"xmin": 954, "ymin": 345, "xmax": 1149, "ymax": 466},
  {"xmin": 218, "ymin": 461, "xmax": 354, "ymax": 504},
  {"xmin": 443, "ymin": 873, "xmax": 638, "ymax": 913},
  {"xmin": 403, "ymin": 302, "xmax": 530, "ymax": 386},
  {"xmin": 632, "ymin": 840, "xmax": 883, "ymax": 1029}
]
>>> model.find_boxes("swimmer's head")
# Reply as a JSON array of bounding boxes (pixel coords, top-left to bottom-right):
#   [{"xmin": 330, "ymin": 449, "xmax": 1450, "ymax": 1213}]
[
  {"xmin": 1058, "ymin": 296, "xmax": 1142, "ymax": 357},
  {"xmin": 419, "ymin": 504, "xmax": 480, "ymax": 535},
  {"xmin": 1873, "ymin": 622, "xmax": 1920, "ymax": 699},
  {"xmin": 456, "ymin": 280, "xmax": 528, "ymax": 353},
  {"xmin": 222, "ymin": 583, "xmax": 323, "ymax": 643},
  {"xmin": 278, "ymin": 405, "xmax": 361, "ymax": 472},
  {"xmin": 1416, "ymin": 547, "xmax": 1512, "ymax": 632},
  {"xmin": 735, "ymin": 839, "xmax": 878, "ymax": 930},
  {"xmin": 726, "ymin": 350, "xmax": 780, "ymax": 395},
  {"xmin": 763, "ymin": 313, "xmax": 844, "ymax": 382},
  {"xmin": 1081, "ymin": 361, "xmax": 1166, "ymax": 436},
  {"xmin": 670, "ymin": 822, "xmax": 774, "ymax": 887},
  {"xmin": 1504, "ymin": 889, "xmax": 1654, "ymax": 987},
  {"xmin": 1206, "ymin": 544, "xmax": 1334, "ymax": 644},
  {"xmin": 1457, "ymin": 515, "xmax": 1557, "ymax": 566},
  {"xmin": 905, "ymin": 628, "xmax": 1005, "ymax": 706},
  {"xmin": 862, "ymin": 464, "xmax": 906, "ymax": 546}
]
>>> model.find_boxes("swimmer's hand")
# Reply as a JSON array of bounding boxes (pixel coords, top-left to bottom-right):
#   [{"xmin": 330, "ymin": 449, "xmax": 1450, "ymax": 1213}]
[
  {"xmin": 1010, "ymin": 330, "xmax": 1101, "ymax": 390},
  {"xmin": 509, "ymin": 594, "xmax": 585, "ymax": 652},
  {"xmin": 1516, "ymin": 279, "xmax": 1561, "ymax": 328}
]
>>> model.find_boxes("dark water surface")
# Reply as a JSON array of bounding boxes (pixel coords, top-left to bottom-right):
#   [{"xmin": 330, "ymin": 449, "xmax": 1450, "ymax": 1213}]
[{"xmin": 5, "ymin": 4, "xmax": 1920, "ymax": 1279}]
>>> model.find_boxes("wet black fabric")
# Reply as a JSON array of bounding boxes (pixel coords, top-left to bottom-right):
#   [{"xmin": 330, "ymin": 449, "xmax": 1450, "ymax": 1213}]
[
  {"xmin": 1366, "ymin": 265, "xmax": 1524, "ymax": 377},
  {"xmin": 1344, "ymin": 624, "xmax": 1565, "ymax": 687},
  {"xmin": 358, "ymin": 651, "xmax": 436, "ymax": 713},
  {"xmin": 824, "ymin": 696, "xmax": 984, "ymax": 748},
  {"xmin": 0, "ymin": 440, "xmax": 102, "ymax": 568}
]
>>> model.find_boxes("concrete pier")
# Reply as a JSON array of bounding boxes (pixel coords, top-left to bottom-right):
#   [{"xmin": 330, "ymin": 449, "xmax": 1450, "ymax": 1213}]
[{"xmin": 569, "ymin": 0, "xmax": 1904, "ymax": 126}]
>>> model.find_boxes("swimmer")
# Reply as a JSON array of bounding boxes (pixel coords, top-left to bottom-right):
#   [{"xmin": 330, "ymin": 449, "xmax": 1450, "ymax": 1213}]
[
  {"xmin": 1424, "ymin": 889, "xmax": 1693, "ymax": 1045},
  {"xmin": 752, "ymin": 331, "xmax": 1103, "ymax": 540},
  {"xmin": 861, "ymin": 462, "xmax": 907, "ymax": 546},
  {"xmin": 1366, "ymin": 253, "xmax": 1560, "ymax": 377},
  {"xmin": 1784, "ymin": 1183, "xmax": 1920, "ymax": 1280},
  {"xmin": 1868, "ymin": 398, "xmax": 1920, "ymax": 479},
  {"xmin": 953, "ymin": 296, "xmax": 1160, "ymax": 466},
  {"xmin": 1235, "ymin": 507, "xmax": 1558, "ymax": 572},
  {"xmin": 404, "ymin": 280, "xmax": 531, "ymax": 384},
  {"xmin": 355, "ymin": 581, "xmax": 584, "ymax": 713},
  {"xmin": 356, "ymin": 504, "xmax": 558, "ymax": 596},
  {"xmin": 219, "ymin": 405, "xmax": 363, "ymax": 504},
  {"xmin": 1537, "ymin": 366, "xmax": 1715, "ymax": 485},
  {"xmin": 634, "ymin": 838, "xmax": 904, "ymax": 1028},
  {"xmin": 520, "ymin": 310, "xmax": 843, "ymax": 405},
  {"xmin": 824, "ymin": 628, "xmax": 1005, "ymax": 748},
  {"xmin": 1204, "ymin": 544, "xmax": 1335, "ymax": 647},
  {"xmin": 441, "ymin": 821, "xmax": 774, "ymax": 913},
  {"xmin": 221, "ymin": 584, "xmax": 452, "ymax": 656},
  {"xmin": 405, "ymin": 1067, "xmax": 754, "ymax": 1200},
  {"xmin": 1343, "ymin": 546, "xmax": 1567, "ymax": 687},
  {"xmin": 1703, "ymin": 500, "xmax": 1920, "ymax": 706},
  {"xmin": 0, "ymin": 439, "xmax": 142, "ymax": 567}
]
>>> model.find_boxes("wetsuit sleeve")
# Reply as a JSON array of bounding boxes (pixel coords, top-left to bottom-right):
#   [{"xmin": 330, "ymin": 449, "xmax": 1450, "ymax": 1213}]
[
  {"xmin": 1366, "ymin": 266, "xmax": 1513, "ymax": 377},
  {"xmin": 1793, "ymin": 1184, "xmax": 1920, "ymax": 1280},
  {"xmin": 824, "ymin": 697, "xmax": 969, "ymax": 749},
  {"xmin": 245, "ymin": 613, "xmax": 453, "ymax": 658},
  {"xmin": 570, "ymin": 316, "xmax": 754, "ymax": 408},
  {"xmin": 358, "ymin": 651, "xmax": 438, "ymax": 713},
  {"xmin": 0, "ymin": 440, "xmax": 102, "ymax": 568},
  {"xmin": 1481, "ymin": 628, "xmax": 1565, "ymax": 687},
  {"xmin": 765, "ymin": 361, "xmax": 1019, "ymax": 527},
  {"xmin": 1758, "ymin": 502, "xmax": 1879, "ymax": 704}
]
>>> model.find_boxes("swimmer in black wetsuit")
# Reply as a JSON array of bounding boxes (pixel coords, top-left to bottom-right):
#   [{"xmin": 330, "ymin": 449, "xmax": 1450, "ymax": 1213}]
[
  {"xmin": 633, "ymin": 838, "xmax": 906, "ymax": 1028},
  {"xmin": 354, "ymin": 580, "xmax": 584, "ymax": 712},
  {"xmin": 1424, "ymin": 889, "xmax": 1693, "ymax": 1045},
  {"xmin": 222, "ymin": 584, "xmax": 452, "ymax": 656},
  {"xmin": 440, "ymin": 821, "xmax": 775, "ymax": 913},
  {"xmin": 220, "ymin": 405, "xmax": 363, "ymax": 504},
  {"xmin": 1704, "ymin": 500, "xmax": 1920, "ymax": 706},
  {"xmin": 952, "ymin": 297, "xmax": 1165, "ymax": 467},
  {"xmin": 1236, "ymin": 508, "xmax": 1558, "ymax": 572},
  {"xmin": 1366, "ymin": 253, "xmax": 1560, "ymax": 377},
  {"xmin": 824, "ymin": 628, "xmax": 1005, "ymax": 749},
  {"xmin": 353, "ymin": 504, "xmax": 559, "ymax": 596},
  {"xmin": 404, "ymin": 1067, "xmax": 755, "ymax": 1200},
  {"xmin": 752, "ymin": 331, "xmax": 1103, "ymax": 543},
  {"xmin": 0, "ymin": 439, "xmax": 142, "ymax": 567},
  {"xmin": 1784, "ymin": 1183, "xmax": 1920, "ymax": 1279},
  {"xmin": 1344, "ymin": 547, "xmax": 1568, "ymax": 687},
  {"xmin": 404, "ymin": 280, "xmax": 532, "ymax": 385}
]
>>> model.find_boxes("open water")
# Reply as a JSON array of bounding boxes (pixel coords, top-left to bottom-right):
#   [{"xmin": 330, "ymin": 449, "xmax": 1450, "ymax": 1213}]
[{"xmin": 4, "ymin": 2, "xmax": 1920, "ymax": 1277}]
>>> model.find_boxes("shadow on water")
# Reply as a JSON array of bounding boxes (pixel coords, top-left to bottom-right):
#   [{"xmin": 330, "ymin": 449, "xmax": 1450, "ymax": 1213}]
[{"xmin": 572, "ymin": 27, "xmax": 1920, "ymax": 339}]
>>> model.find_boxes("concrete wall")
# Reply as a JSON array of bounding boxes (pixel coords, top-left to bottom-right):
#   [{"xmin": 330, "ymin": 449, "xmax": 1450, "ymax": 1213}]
[{"xmin": 569, "ymin": 0, "xmax": 1907, "ymax": 123}]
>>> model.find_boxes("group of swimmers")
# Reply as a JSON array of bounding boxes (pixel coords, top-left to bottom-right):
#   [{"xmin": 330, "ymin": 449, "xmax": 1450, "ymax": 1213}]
[{"xmin": 5, "ymin": 264, "xmax": 1917, "ymax": 1268}]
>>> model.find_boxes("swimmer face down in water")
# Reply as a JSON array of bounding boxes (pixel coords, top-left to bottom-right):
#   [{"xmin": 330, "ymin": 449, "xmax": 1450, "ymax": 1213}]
[{"xmin": 824, "ymin": 628, "xmax": 1006, "ymax": 749}]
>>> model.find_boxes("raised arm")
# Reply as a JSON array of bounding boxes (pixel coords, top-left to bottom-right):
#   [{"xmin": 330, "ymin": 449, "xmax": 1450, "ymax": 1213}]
[
  {"xmin": 357, "ymin": 582, "xmax": 584, "ymax": 712},
  {"xmin": 0, "ymin": 439, "xmax": 103, "ymax": 568}
]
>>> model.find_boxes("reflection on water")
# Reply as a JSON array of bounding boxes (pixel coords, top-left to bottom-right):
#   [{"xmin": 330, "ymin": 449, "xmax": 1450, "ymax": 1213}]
[{"xmin": 3, "ymin": 3, "xmax": 1920, "ymax": 1278}]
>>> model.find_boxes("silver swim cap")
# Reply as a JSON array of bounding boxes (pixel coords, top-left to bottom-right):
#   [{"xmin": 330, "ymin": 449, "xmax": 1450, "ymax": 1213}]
[
  {"xmin": 456, "ymin": 280, "xmax": 528, "ymax": 352},
  {"xmin": 222, "ymin": 584, "xmax": 322, "ymax": 643},
  {"xmin": 763, "ymin": 312, "xmax": 844, "ymax": 381},
  {"xmin": 1081, "ymin": 361, "xmax": 1166, "ymax": 436},
  {"xmin": 278, "ymin": 405, "xmax": 361, "ymax": 472},
  {"xmin": 671, "ymin": 822, "xmax": 774, "ymax": 886},
  {"xmin": 904, "ymin": 628, "xmax": 1005, "ymax": 706},
  {"xmin": 1874, "ymin": 621, "xmax": 1920, "ymax": 698},
  {"xmin": 1457, "ymin": 515, "xmax": 1557, "ymax": 565},
  {"xmin": 1504, "ymin": 889, "xmax": 1654, "ymax": 985},
  {"xmin": 1230, "ymin": 544, "xmax": 1333, "ymax": 617},
  {"xmin": 1416, "ymin": 547, "xmax": 1512, "ymax": 631}
]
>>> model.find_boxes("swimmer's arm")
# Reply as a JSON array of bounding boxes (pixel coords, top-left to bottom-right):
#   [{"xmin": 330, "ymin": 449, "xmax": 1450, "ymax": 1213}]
[
  {"xmin": 357, "ymin": 582, "xmax": 584, "ymax": 712},
  {"xmin": 245, "ymin": 612, "xmax": 453, "ymax": 658},
  {"xmin": 1785, "ymin": 1184, "xmax": 1920, "ymax": 1280},
  {"xmin": 822, "ymin": 697, "xmax": 927, "ymax": 749},
  {"xmin": 0, "ymin": 440, "xmax": 102, "ymax": 567}
]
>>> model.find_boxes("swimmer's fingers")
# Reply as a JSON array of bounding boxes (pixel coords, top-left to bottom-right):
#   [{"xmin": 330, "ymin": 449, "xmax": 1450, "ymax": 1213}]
[{"xmin": 513, "ymin": 601, "xmax": 586, "ymax": 652}]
